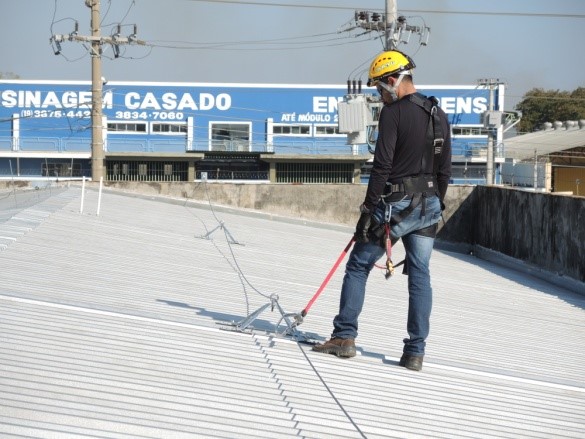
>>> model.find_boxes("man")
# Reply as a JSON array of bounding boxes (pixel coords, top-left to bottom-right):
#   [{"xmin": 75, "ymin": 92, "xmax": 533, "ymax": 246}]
[{"xmin": 312, "ymin": 50, "xmax": 452, "ymax": 371}]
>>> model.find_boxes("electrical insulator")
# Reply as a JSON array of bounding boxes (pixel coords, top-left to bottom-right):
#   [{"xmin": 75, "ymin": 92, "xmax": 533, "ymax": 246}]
[
  {"xmin": 51, "ymin": 37, "xmax": 62, "ymax": 55},
  {"xmin": 129, "ymin": 24, "xmax": 138, "ymax": 42}
]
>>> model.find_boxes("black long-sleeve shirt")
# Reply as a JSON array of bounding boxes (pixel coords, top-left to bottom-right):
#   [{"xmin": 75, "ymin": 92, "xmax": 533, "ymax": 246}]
[{"xmin": 363, "ymin": 92, "xmax": 452, "ymax": 211}]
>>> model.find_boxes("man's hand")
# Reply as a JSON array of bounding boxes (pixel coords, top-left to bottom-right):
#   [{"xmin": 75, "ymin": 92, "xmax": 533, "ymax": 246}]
[{"xmin": 354, "ymin": 204, "xmax": 374, "ymax": 243}]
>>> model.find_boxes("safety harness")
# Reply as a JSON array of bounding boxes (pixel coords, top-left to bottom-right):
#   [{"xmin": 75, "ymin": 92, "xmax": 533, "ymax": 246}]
[{"xmin": 377, "ymin": 93, "xmax": 445, "ymax": 279}]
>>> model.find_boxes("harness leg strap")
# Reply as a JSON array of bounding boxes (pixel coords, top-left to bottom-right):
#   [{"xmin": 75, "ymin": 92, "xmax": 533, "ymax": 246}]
[{"xmin": 413, "ymin": 223, "xmax": 437, "ymax": 238}]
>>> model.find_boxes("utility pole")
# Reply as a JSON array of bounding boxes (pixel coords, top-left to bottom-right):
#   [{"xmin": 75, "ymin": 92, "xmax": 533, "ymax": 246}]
[
  {"xmin": 385, "ymin": 0, "xmax": 397, "ymax": 50},
  {"xmin": 533, "ymin": 149, "xmax": 538, "ymax": 190},
  {"xmin": 90, "ymin": 0, "xmax": 104, "ymax": 181},
  {"xmin": 478, "ymin": 78, "xmax": 504, "ymax": 185},
  {"xmin": 50, "ymin": 0, "xmax": 146, "ymax": 182}
]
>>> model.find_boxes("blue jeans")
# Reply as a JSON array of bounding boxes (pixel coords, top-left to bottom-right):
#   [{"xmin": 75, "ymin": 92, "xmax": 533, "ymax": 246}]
[{"xmin": 332, "ymin": 195, "xmax": 442, "ymax": 356}]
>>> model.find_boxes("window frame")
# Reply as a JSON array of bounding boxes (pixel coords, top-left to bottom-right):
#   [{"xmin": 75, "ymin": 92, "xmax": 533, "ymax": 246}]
[
  {"xmin": 314, "ymin": 124, "xmax": 344, "ymax": 137},
  {"xmin": 151, "ymin": 122, "xmax": 188, "ymax": 135},
  {"xmin": 107, "ymin": 121, "xmax": 148, "ymax": 134},
  {"xmin": 272, "ymin": 123, "xmax": 312, "ymax": 137},
  {"xmin": 209, "ymin": 121, "xmax": 252, "ymax": 152}
]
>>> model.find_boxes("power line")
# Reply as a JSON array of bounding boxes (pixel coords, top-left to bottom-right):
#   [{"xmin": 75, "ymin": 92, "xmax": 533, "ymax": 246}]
[
  {"xmin": 181, "ymin": 0, "xmax": 370, "ymax": 10},
  {"xmin": 515, "ymin": 95, "xmax": 585, "ymax": 102},
  {"xmin": 148, "ymin": 36, "xmax": 378, "ymax": 51},
  {"xmin": 178, "ymin": 0, "xmax": 585, "ymax": 19},
  {"xmin": 149, "ymin": 30, "xmax": 349, "ymax": 47},
  {"xmin": 145, "ymin": 27, "xmax": 381, "ymax": 51},
  {"xmin": 400, "ymin": 9, "xmax": 585, "ymax": 19}
]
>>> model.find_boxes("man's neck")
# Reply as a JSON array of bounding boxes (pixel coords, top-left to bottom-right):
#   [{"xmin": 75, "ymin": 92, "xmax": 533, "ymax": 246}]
[{"xmin": 397, "ymin": 84, "xmax": 417, "ymax": 99}]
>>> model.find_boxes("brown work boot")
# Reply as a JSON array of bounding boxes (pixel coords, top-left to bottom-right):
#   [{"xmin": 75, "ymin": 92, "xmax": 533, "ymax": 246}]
[
  {"xmin": 399, "ymin": 353, "xmax": 424, "ymax": 371},
  {"xmin": 312, "ymin": 337, "xmax": 356, "ymax": 358}
]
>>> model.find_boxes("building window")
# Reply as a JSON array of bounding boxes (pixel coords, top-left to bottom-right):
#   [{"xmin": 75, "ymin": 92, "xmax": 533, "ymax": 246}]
[
  {"xmin": 210, "ymin": 122, "xmax": 251, "ymax": 152},
  {"xmin": 107, "ymin": 122, "xmax": 147, "ymax": 133},
  {"xmin": 152, "ymin": 123, "xmax": 187, "ymax": 134},
  {"xmin": 314, "ymin": 124, "xmax": 342, "ymax": 136},
  {"xmin": 452, "ymin": 126, "xmax": 488, "ymax": 136},
  {"xmin": 273, "ymin": 124, "xmax": 311, "ymax": 136}
]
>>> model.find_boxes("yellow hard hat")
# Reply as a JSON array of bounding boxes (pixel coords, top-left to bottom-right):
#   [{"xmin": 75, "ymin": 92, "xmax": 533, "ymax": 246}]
[{"xmin": 367, "ymin": 50, "xmax": 416, "ymax": 86}]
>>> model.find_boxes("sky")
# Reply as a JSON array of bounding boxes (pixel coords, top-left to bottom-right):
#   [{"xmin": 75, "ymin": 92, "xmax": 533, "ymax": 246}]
[{"xmin": 1, "ymin": 0, "xmax": 584, "ymax": 110}]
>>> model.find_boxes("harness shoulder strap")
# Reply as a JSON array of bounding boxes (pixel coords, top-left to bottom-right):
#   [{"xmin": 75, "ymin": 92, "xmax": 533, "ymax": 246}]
[{"xmin": 407, "ymin": 93, "xmax": 444, "ymax": 175}]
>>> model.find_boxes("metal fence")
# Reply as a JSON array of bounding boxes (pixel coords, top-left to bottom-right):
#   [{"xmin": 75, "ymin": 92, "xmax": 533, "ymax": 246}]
[
  {"xmin": 106, "ymin": 161, "xmax": 189, "ymax": 182},
  {"xmin": 197, "ymin": 170, "xmax": 269, "ymax": 181},
  {"xmin": 276, "ymin": 162, "xmax": 354, "ymax": 184}
]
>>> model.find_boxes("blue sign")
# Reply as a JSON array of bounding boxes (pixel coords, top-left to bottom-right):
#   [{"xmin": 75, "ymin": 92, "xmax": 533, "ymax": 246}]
[{"xmin": 0, "ymin": 80, "xmax": 499, "ymax": 156}]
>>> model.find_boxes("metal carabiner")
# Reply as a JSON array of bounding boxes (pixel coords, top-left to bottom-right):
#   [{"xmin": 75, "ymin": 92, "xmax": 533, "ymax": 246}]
[{"xmin": 385, "ymin": 258, "xmax": 395, "ymax": 279}]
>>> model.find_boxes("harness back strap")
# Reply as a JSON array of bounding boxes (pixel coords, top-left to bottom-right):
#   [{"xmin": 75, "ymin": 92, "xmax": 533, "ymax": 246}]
[{"xmin": 407, "ymin": 93, "xmax": 444, "ymax": 175}]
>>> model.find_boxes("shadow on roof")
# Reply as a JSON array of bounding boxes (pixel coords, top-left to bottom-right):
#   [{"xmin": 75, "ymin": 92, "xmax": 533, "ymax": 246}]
[{"xmin": 436, "ymin": 248, "xmax": 585, "ymax": 310}]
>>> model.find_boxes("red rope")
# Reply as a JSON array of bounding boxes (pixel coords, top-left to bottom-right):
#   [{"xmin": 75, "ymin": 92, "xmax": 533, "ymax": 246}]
[{"xmin": 301, "ymin": 237, "xmax": 355, "ymax": 317}]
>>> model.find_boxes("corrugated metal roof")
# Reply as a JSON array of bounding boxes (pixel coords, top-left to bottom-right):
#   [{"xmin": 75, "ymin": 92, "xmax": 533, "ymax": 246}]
[
  {"xmin": 503, "ymin": 127, "xmax": 585, "ymax": 161},
  {"xmin": 1, "ymin": 186, "xmax": 584, "ymax": 438}
]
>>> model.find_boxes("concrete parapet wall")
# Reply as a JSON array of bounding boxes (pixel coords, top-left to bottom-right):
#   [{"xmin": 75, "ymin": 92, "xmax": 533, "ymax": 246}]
[
  {"xmin": 473, "ymin": 186, "xmax": 585, "ymax": 284},
  {"xmin": 106, "ymin": 181, "xmax": 367, "ymax": 226},
  {"xmin": 100, "ymin": 181, "xmax": 474, "ymax": 230}
]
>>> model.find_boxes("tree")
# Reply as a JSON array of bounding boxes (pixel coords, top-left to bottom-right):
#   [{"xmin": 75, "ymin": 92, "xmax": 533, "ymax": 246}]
[{"xmin": 515, "ymin": 87, "xmax": 585, "ymax": 133}]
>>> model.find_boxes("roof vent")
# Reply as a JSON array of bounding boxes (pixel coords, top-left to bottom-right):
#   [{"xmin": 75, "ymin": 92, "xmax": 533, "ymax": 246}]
[
  {"xmin": 543, "ymin": 122, "xmax": 553, "ymax": 130},
  {"xmin": 579, "ymin": 119, "xmax": 585, "ymax": 129},
  {"xmin": 565, "ymin": 120, "xmax": 577, "ymax": 130},
  {"xmin": 553, "ymin": 121, "xmax": 563, "ymax": 130}
]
